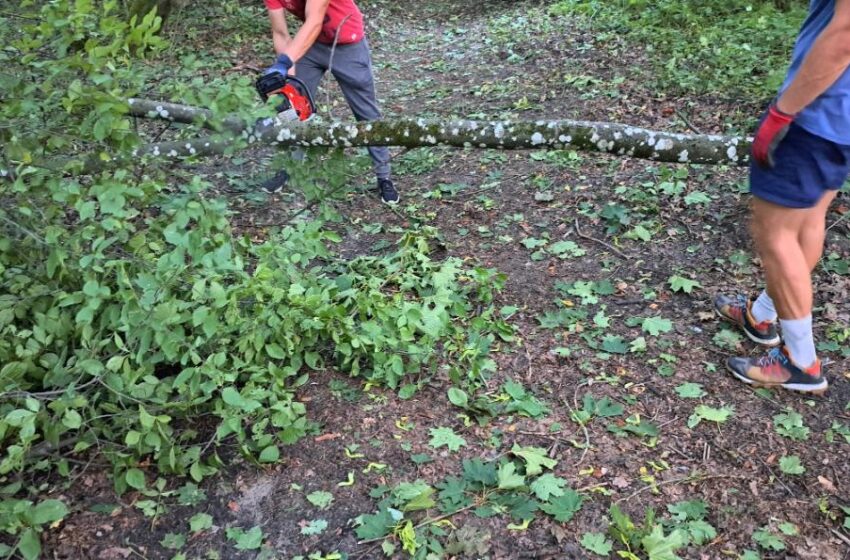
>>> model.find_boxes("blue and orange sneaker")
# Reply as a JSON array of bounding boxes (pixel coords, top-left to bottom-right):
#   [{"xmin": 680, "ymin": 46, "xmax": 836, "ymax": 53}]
[
  {"xmin": 726, "ymin": 347, "xmax": 827, "ymax": 394},
  {"xmin": 714, "ymin": 293, "xmax": 781, "ymax": 347}
]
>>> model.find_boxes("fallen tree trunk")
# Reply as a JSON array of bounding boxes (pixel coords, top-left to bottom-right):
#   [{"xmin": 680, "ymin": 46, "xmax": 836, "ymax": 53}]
[{"xmin": 127, "ymin": 98, "xmax": 752, "ymax": 166}]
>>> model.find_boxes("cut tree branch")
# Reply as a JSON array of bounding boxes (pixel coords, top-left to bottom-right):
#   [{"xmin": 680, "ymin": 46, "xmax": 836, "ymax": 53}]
[
  {"xmin": 127, "ymin": 98, "xmax": 752, "ymax": 166},
  {"xmin": 1, "ymin": 99, "xmax": 753, "ymax": 178}
]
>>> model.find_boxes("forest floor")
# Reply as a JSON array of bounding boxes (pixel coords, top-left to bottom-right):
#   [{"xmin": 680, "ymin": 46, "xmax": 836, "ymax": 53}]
[{"xmin": 43, "ymin": 0, "xmax": 850, "ymax": 559}]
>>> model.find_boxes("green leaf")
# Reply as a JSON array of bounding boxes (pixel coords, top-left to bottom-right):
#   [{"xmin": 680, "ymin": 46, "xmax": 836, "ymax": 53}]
[
  {"xmin": 777, "ymin": 522, "xmax": 798, "ymax": 536},
  {"xmin": 226, "ymin": 526, "xmax": 264, "ymax": 550},
  {"xmin": 189, "ymin": 512, "xmax": 213, "ymax": 533},
  {"xmin": 18, "ymin": 528, "xmax": 40, "ymax": 560},
  {"xmin": 778, "ymin": 455, "xmax": 805, "ymax": 475},
  {"xmin": 668, "ymin": 275, "xmax": 701, "ymax": 293},
  {"xmin": 462, "ymin": 458, "xmax": 498, "ymax": 487},
  {"xmin": 773, "ymin": 410, "xmax": 810, "ymax": 441},
  {"xmin": 580, "ymin": 532, "xmax": 613, "ymax": 556},
  {"xmin": 684, "ymin": 520, "xmax": 717, "ymax": 545},
  {"xmin": 160, "ymin": 532, "xmax": 186, "ymax": 550},
  {"xmin": 259, "ymin": 445, "xmax": 280, "ymax": 463},
  {"xmin": 667, "ymin": 499, "xmax": 707, "ymax": 521},
  {"xmin": 674, "ymin": 383, "xmax": 706, "ymax": 399},
  {"xmin": 429, "ymin": 427, "xmax": 467, "ymax": 452},
  {"xmin": 511, "ymin": 444, "xmax": 557, "ymax": 476},
  {"xmin": 753, "ymin": 527, "xmax": 785, "ymax": 551},
  {"xmin": 447, "ymin": 387, "xmax": 469, "ymax": 408},
  {"xmin": 642, "ymin": 316, "xmax": 673, "ymax": 336},
  {"xmin": 530, "ymin": 473, "xmax": 567, "ymax": 501},
  {"xmin": 31, "ymin": 499, "xmax": 69, "ymax": 525},
  {"xmin": 739, "ymin": 550, "xmax": 761, "ymax": 560},
  {"xmin": 300, "ymin": 519, "xmax": 328, "ymax": 536},
  {"xmin": 125, "ymin": 468, "xmax": 146, "ymax": 490},
  {"xmin": 539, "ymin": 489, "xmax": 583, "ymax": 522},
  {"xmin": 497, "ymin": 462, "xmax": 526, "ymax": 490},
  {"xmin": 642, "ymin": 525, "xmax": 686, "ymax": 560},
  {"xmin": 265, "ymin": 343, "xmax": 286, "ymax": 359},
  {"xmin": 601, "ymin": 335, "xmax": 629, "ymax": 354},
  {"xmin": 355, "ymin": 507, "xmax": 397, "ymax": 540},
  {"xmin": 688, "ymin": 405, "xmax": 733, "ymax": 428},
  {"xmin": 306, "ymin": 491, "xmax": 334, "ymax": 510}
]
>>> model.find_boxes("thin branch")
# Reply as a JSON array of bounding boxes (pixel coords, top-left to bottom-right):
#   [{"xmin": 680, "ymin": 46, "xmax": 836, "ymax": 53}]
[{"xmin": 574, "ymin": 218, "xmax": 630, "ymax": 259}]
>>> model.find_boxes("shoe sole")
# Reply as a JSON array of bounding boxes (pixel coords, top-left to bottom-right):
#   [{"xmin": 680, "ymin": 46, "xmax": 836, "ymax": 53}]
[
  {"xmin": 725, "ymin": 362, "xmax": 828, "ymax": 395},
  {"xmin": 381, "ymin": 197, "xmax": 400, "ymax": 206},
  {"xmin": 714, "ymin": 308, "xmax": 781, "ymax": 347}
]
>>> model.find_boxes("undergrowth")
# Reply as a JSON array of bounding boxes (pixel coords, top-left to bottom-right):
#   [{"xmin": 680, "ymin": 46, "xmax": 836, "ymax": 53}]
[
  {"xmin": 0, "ymin": 2, "xmax": 506, "ymax": 558},
  {"xmin": 550, "ymin": 0, "xmax": 807, "ymax": 100}
]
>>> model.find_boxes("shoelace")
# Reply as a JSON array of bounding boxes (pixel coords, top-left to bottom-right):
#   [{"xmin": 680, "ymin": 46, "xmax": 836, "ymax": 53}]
[{"xmin": 757, "ymin": 347, "xmax": 785, "ymax": 367}]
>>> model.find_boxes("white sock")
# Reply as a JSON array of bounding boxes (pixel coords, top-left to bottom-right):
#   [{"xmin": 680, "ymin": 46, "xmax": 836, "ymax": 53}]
[
  {"xmin": 780, "ymin": 315, "xmax": 817, "ymax": 368},
  {"xmin": 751, "ymin": 290, "xmax": 777, "ymax": 323}
]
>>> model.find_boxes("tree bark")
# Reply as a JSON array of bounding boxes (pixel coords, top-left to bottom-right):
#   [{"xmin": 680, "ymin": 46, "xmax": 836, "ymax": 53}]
[{"xmin": 127, "ymin": 98, "xmax": 752, "ymax": 166}]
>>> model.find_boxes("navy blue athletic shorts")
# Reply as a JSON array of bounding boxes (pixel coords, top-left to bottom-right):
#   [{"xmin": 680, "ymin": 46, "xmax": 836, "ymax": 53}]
[{"xmin": 750, "ymin": 123, "xmax": 850, "ymax": 209}]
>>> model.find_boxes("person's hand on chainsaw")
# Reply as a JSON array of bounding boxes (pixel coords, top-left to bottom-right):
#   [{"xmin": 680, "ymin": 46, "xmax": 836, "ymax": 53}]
[
  {"xmin": 264, "ymin": 53, "xmax": 293, "ymax": 76},
  {"xmin": 752, "ymin": 103, "xmax": 796, "ymax": 168}
]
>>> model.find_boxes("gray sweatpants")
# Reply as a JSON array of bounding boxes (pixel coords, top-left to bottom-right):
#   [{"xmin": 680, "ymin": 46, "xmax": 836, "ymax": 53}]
[{"xmin": 295, "ymin": 38, "xmax": 391, "ymax": 180}]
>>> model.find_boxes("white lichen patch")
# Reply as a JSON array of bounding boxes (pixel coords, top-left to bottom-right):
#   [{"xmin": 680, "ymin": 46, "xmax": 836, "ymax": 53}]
[
  {"xmin": 494, "ymin": 123, "xmax": 505, "ymax": 139},
  {"xmin": 168, "ymin": 150, "xmax": 177, "ymax": 157},
  {"xmin": 426, "ymin": 135, "xmax": 437, "ymax": 144},
  {"xmin": 678, "ymin": 150, "xmax": 689, "ymax": 162},
  {"xmin": 655, "ymin": 138, "xmax": 674, "ymax": 151},
  {"xmin": 727, "ymin": 146, "xmax": 738, "ymax": 161},
  {"xmin": 531, "ymin": 132, "xmax": 545, "ymax": 146}
]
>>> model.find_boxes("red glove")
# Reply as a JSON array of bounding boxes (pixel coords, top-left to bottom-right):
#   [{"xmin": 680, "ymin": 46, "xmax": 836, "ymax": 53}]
[{"xmin": 752, "ymin": 104, "xmax": 795, "ymax": 168}]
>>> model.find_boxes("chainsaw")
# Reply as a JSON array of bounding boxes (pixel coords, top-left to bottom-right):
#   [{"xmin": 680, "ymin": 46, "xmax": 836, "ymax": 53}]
[
  {"xmin": 255, "ymin": 71, "xmax": 316, "ymax": 122},
  {"xmin": 252, "ymin": 71, "xmax": 317, "ymax": 194}
]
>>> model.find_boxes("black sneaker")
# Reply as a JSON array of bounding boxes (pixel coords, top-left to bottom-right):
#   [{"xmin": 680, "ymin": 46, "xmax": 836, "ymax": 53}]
[
  {"xmin": 714, "ymin": 293, "xmax": 781, "ymax": 347},
  {"xmin": 378, "ymin": 178, "xmax": 400, "ymax": 205},
  {"xmin": 258, "ymin": 169, "xmax": 290, "ymax": 194}
]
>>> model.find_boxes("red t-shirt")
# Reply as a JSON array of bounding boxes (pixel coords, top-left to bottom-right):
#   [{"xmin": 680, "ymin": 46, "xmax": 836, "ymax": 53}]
[{"xmin": 264, "ymin": 0, "xmax": 365, "ymax": 45}]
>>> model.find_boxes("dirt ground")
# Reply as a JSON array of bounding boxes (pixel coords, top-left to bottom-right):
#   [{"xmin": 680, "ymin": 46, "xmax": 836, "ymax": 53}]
[{"xmin": 37, "ymin": 0, "xmax": 850, "ymax": 558}]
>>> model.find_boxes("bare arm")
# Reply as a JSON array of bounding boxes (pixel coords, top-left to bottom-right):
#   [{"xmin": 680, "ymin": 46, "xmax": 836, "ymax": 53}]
[
  {"xmin": 267, "ymin": 8, "xmax": 291, "ymax": 55},
  {"xmin": 777, "ymin": 0, "xmax": 850, "ymax": 114},
  {"xmin": 281, "ymin": 0, "xmax": 330, "ymax": 63}
]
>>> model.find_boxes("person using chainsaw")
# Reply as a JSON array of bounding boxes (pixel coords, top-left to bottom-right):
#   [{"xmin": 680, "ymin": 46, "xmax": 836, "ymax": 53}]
[
  {"xmin": 714, "ymin": 0, "xmax": 850, "ymax": 393},
  {"xmin": 260, "ymin": 0, "xmax": 400, "ymax": 205}
]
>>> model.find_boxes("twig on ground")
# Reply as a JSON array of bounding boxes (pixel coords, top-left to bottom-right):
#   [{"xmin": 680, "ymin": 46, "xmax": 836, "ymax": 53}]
[
  {"xmin": 356, "ymin": 503, "xmax": 478, "ymax": 546},
  {"xmin": 830, "ymin": 528, "xmax": 850, "ymax": 548},
  {"xmin": 574, "ymin": 218, "xmax": 630, "ymax": 259},
  {"xmin": 615, "ymin": 473, "xmax": 746, "ymax": 504},
  {"xmin": 675, "ymin": 109, "xmax": 702, "ymax": 135}
]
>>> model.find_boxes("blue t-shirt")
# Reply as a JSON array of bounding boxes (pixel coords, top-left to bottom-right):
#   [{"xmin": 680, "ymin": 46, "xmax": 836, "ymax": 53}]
[{"xmin": 780, "ymin": 0, "xmax": 850, "ymax": 145}]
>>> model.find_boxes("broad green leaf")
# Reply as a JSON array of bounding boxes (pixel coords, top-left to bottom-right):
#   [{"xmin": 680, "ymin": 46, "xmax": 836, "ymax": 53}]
[
  {"xmin": 778, "ymin": 455, "xmax": 805, "ymax": 475},
  {"xmin": 259, "ymin": 445, "xmax": 280, "ymax": 463},
  {"xmin": 642, "ymin": 316, "xmax": 673, "ymax": 336},
  {"xmin": 160, "ymin": 532, "xmax": 186, "ymax": 550},
  {"xmin": 497, "ymin": 462, "xmax": 526, "ymax": 490},
  {"xmin": 642, "ymin": 525, "xmax": 686, "ymax": 560},
  {"xmin": 675, "ymin": 383, "xmax": 706, "ymax": 399},
  {"xmin": 18, "ymin": 528, "xmax": 40, "ymax": 560},
  {"xmin": 189, "ymin": 512, "xmax": 213, "ymax": 533},
  {"xmin": 429, "ymin": 427, "xmax": 466, "ymax": 452},
  {"xmin": 511, "ymin": 444, "xmax": 557, "ymax": 476},
  {"xmin": 539, "ymin": 489, "xmax": 582, "ymax": 522},
  {"xmin": 226, "ymin": 526, "xmax": 264, "ymax": 550},
  {"xmin": 125, "ymin": 468, "xmax": 146, "ymax": 490},
  {"xmin": 688, "ymin": 405, "xmax": 733, "ymax": 428},
  {"xmin": 530, "ymin": 473, "xmax": 567, "ymax": 501},
  {"xmin": 306, "ymin": 491, "xmax": 334, "ymax": 510},
  {"xmin": 31, "ymin": 499, "xmax": 69, "ymax": 525},
  {"xmin": 300, "ymin": 519, "xmax": 328, "ymax": 536},
  {"xmin": 580, "ymin": 532, "xmax": 613, "ymax": 556},
  {"xmin": 753, "ymin": 527, "xmax": 785, "ymax": 551},
  {"xmin": 447, "ymin": 387, "xmax": 469, "ymax": 408}
]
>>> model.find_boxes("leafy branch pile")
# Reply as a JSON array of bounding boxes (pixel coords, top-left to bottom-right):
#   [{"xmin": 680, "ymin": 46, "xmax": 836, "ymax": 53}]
[{"xmin": 0, "ymin": 2, "xmax": 504, "ymax": 557}]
